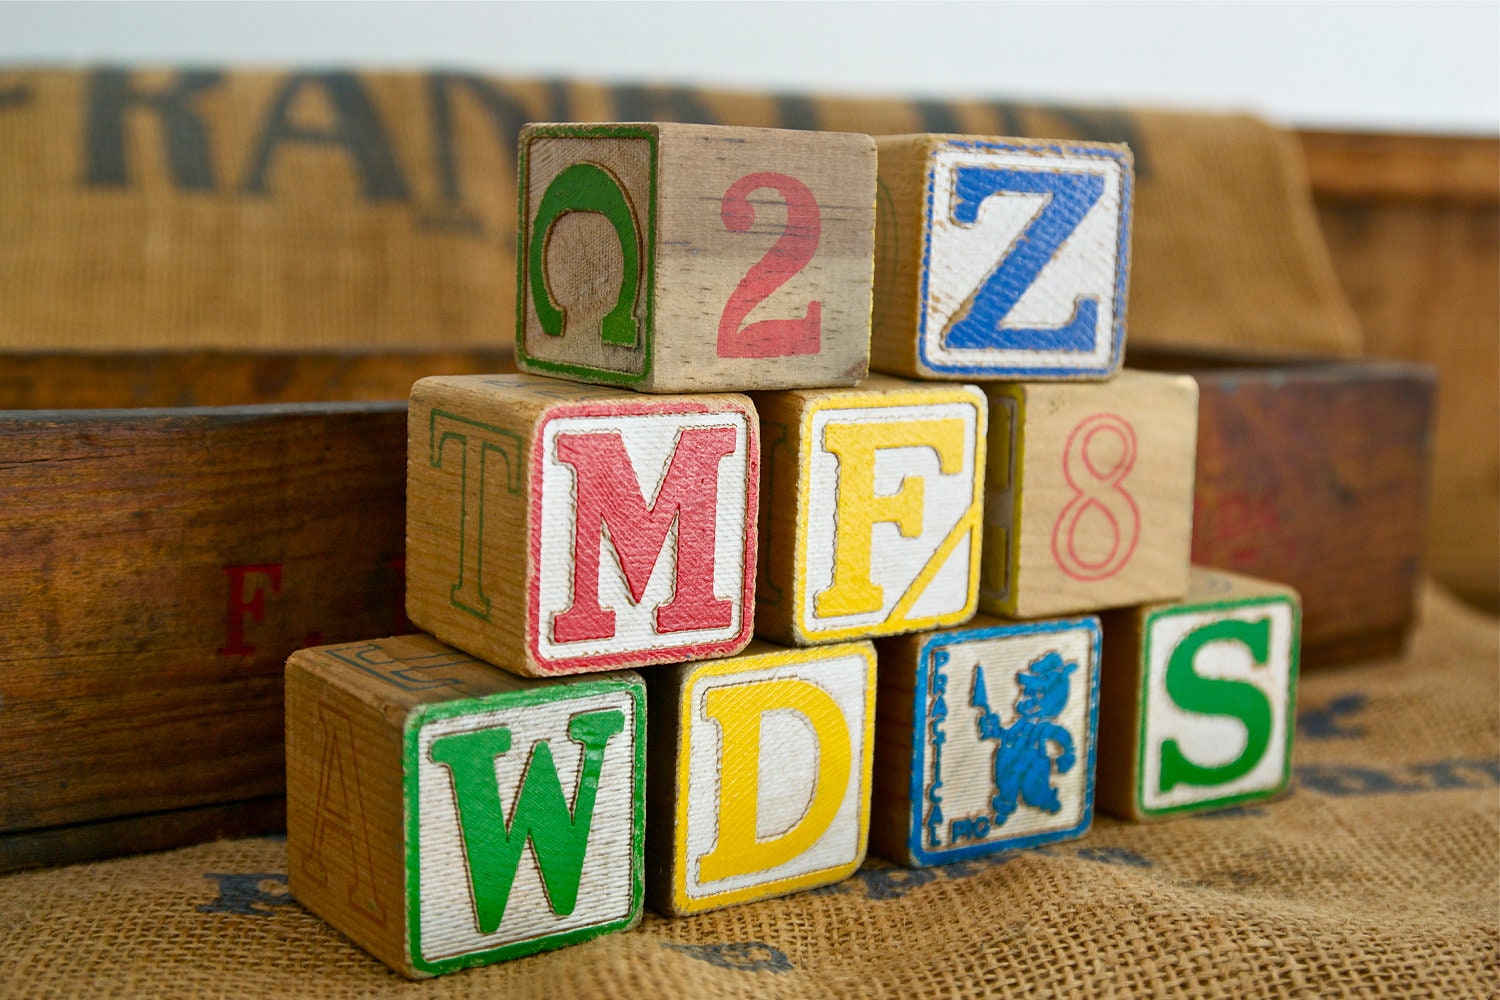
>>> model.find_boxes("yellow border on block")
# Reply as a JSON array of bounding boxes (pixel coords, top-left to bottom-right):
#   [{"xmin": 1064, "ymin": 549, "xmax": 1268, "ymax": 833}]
[
  {"xmin": 671, "ymin": 641, "xmax": 877, "ymax": 915},
  {"xmin": 984, "ymin": 383, "xmax": 1027, "ymax": 617},
  {"xmin": 793, "ymin": 384, "xmax": 988, "ymax": 643}
]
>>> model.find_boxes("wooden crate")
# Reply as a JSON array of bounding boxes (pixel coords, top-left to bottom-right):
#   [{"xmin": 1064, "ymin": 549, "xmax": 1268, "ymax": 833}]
[
  {"xmin": 1300, "ymin": 131, "xmax": 1500, "ymax": 614},
  {"xmin": 1131, "ymin": 349, "xmax": 1435, "ymax": 666},
  {"xmin": 0, "ymin": 348, "xmax": 510, "ymax": 873}
]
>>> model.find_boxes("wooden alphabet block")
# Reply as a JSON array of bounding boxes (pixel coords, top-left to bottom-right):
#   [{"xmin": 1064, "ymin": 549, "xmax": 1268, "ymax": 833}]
[
  {"xmin": 644, "ymin": 639, "xmax": 876, "ymax": 915},
  {"xmin": 1096, "ymin": 568, "xmax": 1301, "ymax": 820},
  {"xmin": 870, "ymin": 134, "xmax": 1132, "ymax": 380},
  {"xmin": 980, "ymin": 369, "xmax": 1197, "ymax": 619},
  {"xmin": 406, "ymin": 374, "xmax": 758, "ymax": 676},
  {"xmin": 871, "ymin": 615, "xmax": 1101, "ymax": 867},
  {"xmin": 1131, "ymin": 349, "xmax": 1435, "ymax": 665},
  {"xmin": 285, "ymin": 634, "xmax": 645, "ymax": 978},
  {"xmin": 516, "ymin": 122, "xmax": 876, "ymax": 393},
  {"xmin": 753, "ymin": 375, "xmax": 986, "ymax": 645}
]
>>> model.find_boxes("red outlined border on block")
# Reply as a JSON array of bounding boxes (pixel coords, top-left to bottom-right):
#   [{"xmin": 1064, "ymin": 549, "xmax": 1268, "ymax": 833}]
[{"xmin": 526, "ymin": 397, "xmax": 759, "ymax": 674}]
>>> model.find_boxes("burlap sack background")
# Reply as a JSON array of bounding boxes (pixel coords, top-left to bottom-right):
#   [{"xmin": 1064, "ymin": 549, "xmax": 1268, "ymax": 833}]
[
  {"xmin": 0, "ymin": 67, "xmax": 1359, "ymax": 356},
  {"xmin": 3, "ymin": 585, "xmax": 1494, "ymax": 998}
]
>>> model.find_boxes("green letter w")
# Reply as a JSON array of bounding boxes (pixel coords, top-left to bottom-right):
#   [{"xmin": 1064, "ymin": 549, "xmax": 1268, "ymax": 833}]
[{"xmin": 428, "ymin": 708, "xmax": 625, "ymax": 933}]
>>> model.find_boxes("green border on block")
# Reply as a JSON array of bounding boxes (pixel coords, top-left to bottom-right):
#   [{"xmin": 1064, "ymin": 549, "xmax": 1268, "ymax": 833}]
[
  {"xmin": 515, "ymin": 123, "xmax": 658, "ymax": 387},
  {"xmin": 1135, "ymin": 594, "xmax": 1302, "ymax": 818},
  {"xmin": 402, "ymin": 676, "xmax": 646, "ymax": 977}
]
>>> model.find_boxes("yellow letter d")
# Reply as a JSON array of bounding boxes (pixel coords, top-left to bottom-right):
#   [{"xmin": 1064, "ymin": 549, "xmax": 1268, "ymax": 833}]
[{"xmin": 697, "ymin": 679, "xmax": 850, "ymax": 884}]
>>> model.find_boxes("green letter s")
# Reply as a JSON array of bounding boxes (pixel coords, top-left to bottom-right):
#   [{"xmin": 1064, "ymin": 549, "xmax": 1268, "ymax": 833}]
[{"xmin": 1158, "ymin": 618, "xmax": 1273, "ymax": 793}]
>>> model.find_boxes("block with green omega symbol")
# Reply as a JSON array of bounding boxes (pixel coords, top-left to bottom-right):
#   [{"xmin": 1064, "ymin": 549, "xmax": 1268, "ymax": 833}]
[
  {"xmin": 1095, "ymin": 567, "xmax": 1301, "ymax": 821},
  {"xmin": 515, "ymin": 122, "xmax": 877, "ymax": 393},
  {"xmin": 285, "ymin": 634, "xmax": 644, "ymax": 978}
]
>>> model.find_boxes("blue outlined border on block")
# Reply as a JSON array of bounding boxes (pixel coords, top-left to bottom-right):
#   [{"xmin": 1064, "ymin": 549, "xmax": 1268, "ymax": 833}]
[
  {"xmin": 907, "ymin": 616, "xmax": 1102, "ymax": 866},
  {"xmin": 916, "ymin": 139, "xmax": 1132, "ymax": 379}
]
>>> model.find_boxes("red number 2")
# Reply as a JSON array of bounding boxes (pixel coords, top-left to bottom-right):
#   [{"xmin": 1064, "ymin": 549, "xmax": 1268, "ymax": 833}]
[{"xmin": 716, "ymin": 172, "xmax": 822, "ymax": 359}]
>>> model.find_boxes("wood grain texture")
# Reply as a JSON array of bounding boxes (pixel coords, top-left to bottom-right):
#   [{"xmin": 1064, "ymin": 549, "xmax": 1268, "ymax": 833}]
[
  {"xmin": 516, "ymin": 122, "xmax": 875, "ymax": 392},
  {"xmin": 1132, "ymin": 350, "xmax": 1436, "ymax": 664},
  {"xmin": 406, "ymin": 373, "xmax": 758, "ymax": 676},
  {"xmin": 1096, "ymin": 567, "xmax": 1300, "ymax": 822},
  {"xmin": 1301, "ymin": 131, "xmax": 1497, "ymax": 612},
  {"xmin": 979, "ymin": 369, "xmax": 1198, "ymax": 620},
  {"xmin": 0, "ymin": 348, "xmax": 515, "ymax": 409},
  {"xmin": 871, "ymin": 615, "xmax": 1100, "ymax": 867},
  {"xmin": 286, "ymin": 634, "xmax": 644, "ymax": 978},
  {"xmin": 871, "ymin": 134, "xmax": 1131, "ymax": 380},
  {"xmin": 1310, "ymin": 193, "xmax": 1497, "ymax": 614},
  {"xmin": 644, "ymin": 639, "xmax": 875, "ymax": 915},
  {"xmin": 1300, "ymin": 131, "xmax": 1500, "ymax": 206},
  {"xmin": 0, "ymin": 403, "xmax": 409, "ymax": 856},
  {"xmin": 0, "ymin": 349, "xmax": 517, "ymax": 869},
  {"xmin": 751, "ymin": 375, "xmax": 986, "ymax": 645},
  {"xmin": 0, "ymin": 796, "xmax": 285, "ymax": 875}
]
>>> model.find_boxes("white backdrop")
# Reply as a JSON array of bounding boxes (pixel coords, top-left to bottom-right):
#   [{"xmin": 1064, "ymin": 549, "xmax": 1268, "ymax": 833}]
[{"xmin": 0, "ymin": 1, "xmax": 1496, "ymax": 134}]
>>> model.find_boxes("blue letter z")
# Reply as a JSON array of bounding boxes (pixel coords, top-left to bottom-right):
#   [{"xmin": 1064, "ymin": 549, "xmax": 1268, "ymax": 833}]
[{"xmin": 942, "ymin": 167, "xmax": 1104, "ymax": 352}]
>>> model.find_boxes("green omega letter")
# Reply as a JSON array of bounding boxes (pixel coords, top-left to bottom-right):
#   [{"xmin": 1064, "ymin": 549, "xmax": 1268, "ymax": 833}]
[
  {"xmin": 1158, "ymin": 618, "xmax": 1274, "ymax": 793},
  {"xmin": 529, "ymin": 162, "xmax": 642, "ymax": 348}
]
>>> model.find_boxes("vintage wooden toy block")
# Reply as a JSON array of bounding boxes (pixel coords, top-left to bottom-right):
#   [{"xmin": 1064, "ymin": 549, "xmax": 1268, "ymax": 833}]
[
  {"xmin": 406, "ymin": 373, "xmax": 758, "ymax": 676},
  {"xmin": 979, "ymin": 369, "xmax": 1197, "ymax": 619},
  {"xmin": 752, "ymin": 375, "xmax": 986, "ymax": 645},
  {"xmin": 285, "ymin": 634, "xmax": 645, "ymax": 978},
  {"xmin": 644, "ymin": 639, "xmax": 876, "ymax": 915},
  {"xmin": 515, "ymin": 122, "xmax": 876, "ymax": 393},
  {"xmin": 871, "ymin": 615, "xmax": 1100, "ymax": 866},
  {"xmin": 1131, "ymin": 349, "xmax": 1435, "ymax": 665},
  {"xmin": 870, "ymin": 133, "xmax": 1132, "ymax": 381},
  {"xmin": 1096, "ymin": 567, "xmax": 1301, "ymax": 821}
]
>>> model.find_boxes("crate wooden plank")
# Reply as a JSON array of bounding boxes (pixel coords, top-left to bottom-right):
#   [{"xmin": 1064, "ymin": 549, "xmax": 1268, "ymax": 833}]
[
  {"xmin": 0, "ymin": 796, "xmax": 286, "ymax": 874},
  {"xmin": 1303, "ymin": 140, "xmax": 1499, "ymax": 613},
  {"xmin": 1131, "ymin": 349, "xmax": 1436, "ymax": 665},
  {"xmin": 0, "ymin": 402, "xmax": 412, "ymax": 866},
  {"xmin": 0, "ymin": 347, "xmax": 514, "ymax": 409},
  {"xmin": 1299, "ymin": 130, "xmax": 1500, "ymax": 205}
]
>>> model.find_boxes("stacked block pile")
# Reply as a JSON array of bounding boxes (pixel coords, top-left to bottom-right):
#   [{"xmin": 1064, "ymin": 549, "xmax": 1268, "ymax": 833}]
[{"xmin": 284, "ymin": 123, "xmax": 1301, "ymax": 977}]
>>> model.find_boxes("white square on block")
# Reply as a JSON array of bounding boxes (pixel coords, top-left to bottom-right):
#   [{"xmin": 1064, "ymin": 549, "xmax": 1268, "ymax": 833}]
[
  {"xmin": 920, "ymin": 140, "xmax": 1128, "ymax": 376},
  {"xmin": 681, "ymin": 652, "xmax": 871, "ymax": 900},
  {"xmin": 412, "ymin": 687, "xmax": 639, "ymax": 963},
  {"xmin": 1140, "ymin": 600, "xmax": 1296, "ymax": 813},
  {"xmin": 801, "ymin": 400, "xmax": 981, "ymax": 635},
  {"xmin": 534, "ymin": 409, "xmax": 751, "ymax": 661},
  {"xmin": 918, "ymin": 622, "xmax": 1098, "ymax": 859}
]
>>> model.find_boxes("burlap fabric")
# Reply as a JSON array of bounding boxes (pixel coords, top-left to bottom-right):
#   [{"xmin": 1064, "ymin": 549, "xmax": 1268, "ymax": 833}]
[
  {"xmin": 2, "ymin": 584, "xmax": 1493, "ymax": 998},
  {"xmin": 0, "ymin": 67, "xmax": 1358, "ymax": 357}
]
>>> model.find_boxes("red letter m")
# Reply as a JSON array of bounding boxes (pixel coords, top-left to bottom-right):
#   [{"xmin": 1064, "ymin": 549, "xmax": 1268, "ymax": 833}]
[{"xmin": 552, "ymin": 426, "xmax": 738, "ymax": 643}]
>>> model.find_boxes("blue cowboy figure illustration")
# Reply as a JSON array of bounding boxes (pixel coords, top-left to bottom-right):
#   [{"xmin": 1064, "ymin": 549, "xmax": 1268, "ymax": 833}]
[{"xmin": 972, "ymin": 651, "xmax": 1077, "ymax": 823}]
